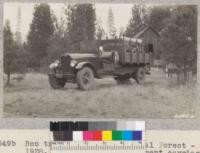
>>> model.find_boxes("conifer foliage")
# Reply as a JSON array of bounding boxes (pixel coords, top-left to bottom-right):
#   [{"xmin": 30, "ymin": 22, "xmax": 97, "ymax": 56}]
[{"xmin": 27, "ymin": 4, "xmax": 54, "ymax": 69}]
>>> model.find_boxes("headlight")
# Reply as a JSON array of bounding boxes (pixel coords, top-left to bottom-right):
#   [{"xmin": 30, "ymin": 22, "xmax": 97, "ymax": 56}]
[
  {"xmin": 99, "ymin": 46, "xmax": 103, "ymax": 51},
  {"xmin": 49, "ymin": 60, "xmax": 60, "ymax": 69},
  {"xmin": 54, "ymin": 60, "xmax": 60, "ymax": 65},
  {"xmin": 49, "ymin": 63, "xmax": 56, "ymax": 69},
  {"xmin": 70, "ymin": 60, "xmax": 77, "ymax": 67}
]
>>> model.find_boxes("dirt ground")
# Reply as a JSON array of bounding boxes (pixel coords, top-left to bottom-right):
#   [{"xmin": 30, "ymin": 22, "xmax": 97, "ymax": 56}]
[{"xmin": 3, "ymin": 68, "xmax": 196, "ymax": 118}]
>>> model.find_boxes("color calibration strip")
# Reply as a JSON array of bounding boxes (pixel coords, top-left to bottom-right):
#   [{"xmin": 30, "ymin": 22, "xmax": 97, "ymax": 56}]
[
  {"xmin": 50, "ymin": 121, "xmax": 145, "ymax": 141},
  {"xmin": 52, "ymin": 130, "xmax": 142, "ymax": 141}
]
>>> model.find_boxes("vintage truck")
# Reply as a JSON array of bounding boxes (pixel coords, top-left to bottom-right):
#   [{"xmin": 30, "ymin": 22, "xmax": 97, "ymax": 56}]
[{"xmin": 48, "ymin": 37, "xmax": 153, "ymax": 90}]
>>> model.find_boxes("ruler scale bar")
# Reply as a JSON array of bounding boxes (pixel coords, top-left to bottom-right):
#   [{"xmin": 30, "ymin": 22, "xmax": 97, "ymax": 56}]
[{"xmin": 50, "ymin": 141, "xmax": 145, "ymax": 151}]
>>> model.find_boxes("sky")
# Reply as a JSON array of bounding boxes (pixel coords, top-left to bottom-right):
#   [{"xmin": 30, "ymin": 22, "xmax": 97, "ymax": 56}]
[{"xmin": 4, "ymin": 3, "xmax": 133, "ymax": 41}]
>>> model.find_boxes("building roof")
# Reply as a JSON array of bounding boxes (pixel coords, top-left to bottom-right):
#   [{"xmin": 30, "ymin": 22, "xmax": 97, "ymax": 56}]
[{"xmin": 131, "ymin": 24, "xmax": 160, "ymax": 38}]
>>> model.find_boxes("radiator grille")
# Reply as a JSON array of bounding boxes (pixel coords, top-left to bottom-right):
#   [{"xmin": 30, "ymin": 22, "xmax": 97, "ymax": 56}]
[{"xmin": 60, "ymin": 55, "xmax": 72, "ymax": 73}]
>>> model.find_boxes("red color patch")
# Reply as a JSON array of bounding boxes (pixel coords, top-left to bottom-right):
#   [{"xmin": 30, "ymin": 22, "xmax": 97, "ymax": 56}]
[{"xmin": 92, "ymin": 131, "xmax": 102, "ymax": 141}]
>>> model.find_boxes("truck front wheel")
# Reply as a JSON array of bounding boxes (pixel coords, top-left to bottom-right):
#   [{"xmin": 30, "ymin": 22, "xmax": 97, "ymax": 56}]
[
  {"xmin": 76, "ymin": 67, "xmax": 94, "ymax": 90},
  {"xmin": 49, "ymin": 75, "xmax": 66, "ymax": 89}
]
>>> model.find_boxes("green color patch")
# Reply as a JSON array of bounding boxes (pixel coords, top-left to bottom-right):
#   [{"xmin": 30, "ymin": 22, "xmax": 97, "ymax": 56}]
[{"xmin": 112, "ymin": 131, "xmax": 122, "ymax": 140}]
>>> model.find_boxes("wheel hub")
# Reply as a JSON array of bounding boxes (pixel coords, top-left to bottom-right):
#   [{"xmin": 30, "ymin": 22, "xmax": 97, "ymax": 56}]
[{"xmin": 83, "ymin": 72, "xmax": 90, "ymax": 84}]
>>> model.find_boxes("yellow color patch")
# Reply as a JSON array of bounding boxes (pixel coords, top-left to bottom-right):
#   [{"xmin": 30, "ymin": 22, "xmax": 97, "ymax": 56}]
[{"xmin": 102, "ymin": 131, "xmax": 112, "ymax": 141}]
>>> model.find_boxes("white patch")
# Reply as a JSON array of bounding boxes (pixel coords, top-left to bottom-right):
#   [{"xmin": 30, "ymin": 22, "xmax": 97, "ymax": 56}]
[{"xmin": 73, "ymin": 131, "xmax": 83, "ymax": 141}]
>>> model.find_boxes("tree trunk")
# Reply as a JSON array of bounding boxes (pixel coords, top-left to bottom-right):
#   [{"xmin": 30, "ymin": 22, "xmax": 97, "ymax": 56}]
[
  {"xmin": 176, "ymin": 67, "xmax": 181, "ymax": 85},
  {"xmin": 183, "ymin": 58, "xmax": 188, "ymax": 85},
  {"xmin": 177, "ymin": 73, "xmax": 180, "ymax": 85},
  {"xmin": 183, "ymin": 68, "xmax": 187, "ymax": 85},
  {"xmin": 6, "ymin": 73, "xmax": 10, "ymax": 86}
]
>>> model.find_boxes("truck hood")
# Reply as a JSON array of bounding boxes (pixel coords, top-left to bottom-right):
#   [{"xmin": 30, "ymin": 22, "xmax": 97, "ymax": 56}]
[{"xmin": 64, "ymin": 53, "xmax": 98, "ymax": 59}]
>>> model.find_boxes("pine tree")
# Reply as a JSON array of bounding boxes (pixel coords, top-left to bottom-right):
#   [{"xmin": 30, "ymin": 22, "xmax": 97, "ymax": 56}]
[
  {"xmin": 125, "ymin": 5, "xmax": 147, "ymax": 37},
  {"xmin": 4, "ymin": 20, "xmax": 28, "ymax": 85},
  {"xmin": 160, "ymin": 6, "xmax": 197, "ymax": 84},
  {"xmin": 4, "ymin": 20, "xmax": 16, "ymax": 85},
  {"xmin": 66, "ymin": 4, "xmax": 96, "ymax": 51},
  {"xmin": 148, "ymin": 6, "xmax": 171, "ymax": 32},
  {"xmin": 15, "ymin": 6, "xmax": 22, "ymax": 45},
  {"xmin": 27, "ymin": 3, "xmax": 54, "ymax": 69},
  {"xmin": 119, "ymin": 26, "xmax": 124, "ymax": 38},
  {"xmin": 47, "ymin": 14, "xmax": 70, "ymax": 62},
  {"xmin": 107, "ymin": 7, "xmax": 117, "ymax": 38},
  {"xmin": 96, "ymin": 17, "xmax": 105, "ymax": 40}
]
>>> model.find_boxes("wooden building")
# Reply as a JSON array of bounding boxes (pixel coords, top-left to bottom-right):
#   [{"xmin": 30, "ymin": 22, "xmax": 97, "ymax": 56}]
[{"xmin": 130, "ymin": 24, "xmax": 160, "ymax": 56}]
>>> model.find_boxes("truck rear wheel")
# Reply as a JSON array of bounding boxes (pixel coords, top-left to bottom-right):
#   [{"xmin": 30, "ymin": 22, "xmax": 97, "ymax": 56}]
[
  {"xmin": 76, "ymin": 67, "xmax": 94, "ymax": 90},
  {"xmin": 49, "ymin": 75, "xmax": 66, "ymax": 89},
  {"xmin": 135, "ymin": 67, "xmax": 145, "ymax": 84}
]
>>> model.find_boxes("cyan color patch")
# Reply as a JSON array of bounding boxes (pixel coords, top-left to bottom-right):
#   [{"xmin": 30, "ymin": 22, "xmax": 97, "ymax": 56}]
[
  {"xmin": 122, "ymin": 131, "xmax": 133, "ymax": 140},
  {"xmin": 132, "ymin": 131, "xmax": 142, "ymax": 140}
]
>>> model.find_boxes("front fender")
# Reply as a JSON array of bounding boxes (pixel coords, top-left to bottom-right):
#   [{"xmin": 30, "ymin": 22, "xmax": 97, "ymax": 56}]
[
  {"xmin": 75, "ymin": 62, "xmax": 92, "ymax": 69},
  {"xmin": 75, "ymin": 62, "xmax": 98, "ymax": 77}
]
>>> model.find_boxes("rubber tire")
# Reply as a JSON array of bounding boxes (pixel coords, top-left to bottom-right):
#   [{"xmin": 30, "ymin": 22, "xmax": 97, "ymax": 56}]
[
  {"xmin": 49, "ymin": 75, "xmax": 66, "ymax": 89},
  {"xmin": 76, "ymin": 67, "xmax": 94, "ymax": 90},
  {"xmin": 135, "ymin": 67, "xmax": 146, "ymax": 84}
]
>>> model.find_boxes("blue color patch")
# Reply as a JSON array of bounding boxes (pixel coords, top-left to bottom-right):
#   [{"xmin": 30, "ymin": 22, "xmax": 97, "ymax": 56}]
[
  {"xmin": 132, "ymin": 131, "xmax": 142, "ymax": 140},
  {"xmin": 122, "ymin": 131, "xmax": 133, "ymax": 140}
]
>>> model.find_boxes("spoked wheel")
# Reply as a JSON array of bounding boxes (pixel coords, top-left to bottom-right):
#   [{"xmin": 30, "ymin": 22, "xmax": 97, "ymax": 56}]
[
  {"xmin": 49, "ymin": 74, "xmax": 66, "ymax": 89},
  {"xmin": 135, "ymin": 67, "xmax": 146, "ymax": 84},
  {"xmin": 76, "ymin": 67, "xmax": 94, "ymax": 90}
]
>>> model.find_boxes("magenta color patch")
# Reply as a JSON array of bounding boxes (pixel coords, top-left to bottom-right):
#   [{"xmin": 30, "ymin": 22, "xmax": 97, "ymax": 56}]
[{"xmin": 83, "ymin": 131, "xmax": 93, "ymax": 141}]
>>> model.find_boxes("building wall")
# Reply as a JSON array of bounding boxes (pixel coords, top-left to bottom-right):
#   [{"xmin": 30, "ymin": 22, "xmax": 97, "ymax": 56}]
[
  {"xmin": 138, "ymin": 28, "xmax": 160, "ymax": 65},
  {"xmin": 139, "ymin": 28, "xmax": 160, "ymax": 53}
]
